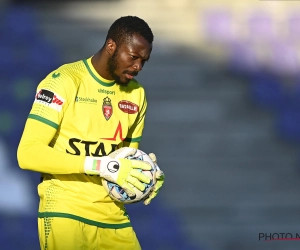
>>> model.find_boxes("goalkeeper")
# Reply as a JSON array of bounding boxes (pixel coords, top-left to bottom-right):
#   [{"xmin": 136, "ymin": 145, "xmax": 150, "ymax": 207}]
[{"xmin": 17, "ymin": 16, "xmax": 164, "ymax": 250}]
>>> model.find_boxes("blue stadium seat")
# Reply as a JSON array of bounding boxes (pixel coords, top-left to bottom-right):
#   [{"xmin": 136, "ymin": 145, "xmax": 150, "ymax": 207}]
[
  {"xmin": 26, "ymin": 40, "xmax": 61, "ymax": 78},
  {"xmin": 0, "ymin": 44, "xmax": 15, "ymax": 77},
  {"xmin": 0, "ymin": 5, "xmax": 40, "ymax": 45},
  {"xmin": 248, "ymin": 72, "xmax": 287, "ymax": 112},
  {"xmin": 0, "ymin": 214, "xmax": 39, "ymax": 250},
  {"xmin": 127, "ymin": 202, "xmax": 204, "ymax": 250},
  {"xmin": 275, "ymin": 82, "xmax": 300, "ymax": 144},
  {"xmin": 228, "ymin": 41, "xmax": 260, "ymax": 76}
]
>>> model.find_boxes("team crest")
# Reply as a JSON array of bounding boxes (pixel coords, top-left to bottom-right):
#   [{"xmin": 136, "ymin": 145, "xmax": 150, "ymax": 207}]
[{"xmin": 103, "ymin": 96, "xmax": 113, "ymax": 120}]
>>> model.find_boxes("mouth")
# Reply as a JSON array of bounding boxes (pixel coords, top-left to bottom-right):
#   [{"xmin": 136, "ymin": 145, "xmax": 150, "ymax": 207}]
[
  {"xmin": 124, "ymin": 71, "xmax": 138, "ymax": 80},
  {"xmin": 125, "ymin": 73, "xmax": 134, "ymax": 80}
]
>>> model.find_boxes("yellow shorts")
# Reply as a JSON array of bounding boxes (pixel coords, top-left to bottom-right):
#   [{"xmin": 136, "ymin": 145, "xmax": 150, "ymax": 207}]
[{"xmin": 38, "ymin": 217, "xmax": 141, "ymax": 250}]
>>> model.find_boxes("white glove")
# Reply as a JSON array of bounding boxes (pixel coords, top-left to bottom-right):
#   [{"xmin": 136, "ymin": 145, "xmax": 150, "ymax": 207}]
[
  {"xmin": 84, "ymin": 147, "xmax": 151, "ymax": 197},
  {"xmin": 144, "ymin": 153, "xmax": 165, "ymax": 205}
]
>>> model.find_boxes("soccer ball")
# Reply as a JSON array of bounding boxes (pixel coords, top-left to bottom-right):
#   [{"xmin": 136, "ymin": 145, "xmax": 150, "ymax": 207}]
[{"xmin": 102, "ymin": 149, "xmax": 157, "ymax": 204}]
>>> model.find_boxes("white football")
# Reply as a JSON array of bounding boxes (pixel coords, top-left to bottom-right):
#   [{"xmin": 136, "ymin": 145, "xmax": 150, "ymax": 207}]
[{"xmin": 102, "ymin": 149, "xmax": 157, "ymax": 204}]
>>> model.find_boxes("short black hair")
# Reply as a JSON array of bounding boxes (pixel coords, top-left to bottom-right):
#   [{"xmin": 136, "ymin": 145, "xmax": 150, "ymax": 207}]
[{"xmin": 105, "ymin": 16, "xmax": 154, "ymax": 46}]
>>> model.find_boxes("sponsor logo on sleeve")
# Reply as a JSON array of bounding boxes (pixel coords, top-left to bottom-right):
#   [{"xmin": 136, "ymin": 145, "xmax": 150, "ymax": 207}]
[
  {"xmin": 35, "ymin": 89, "xmax": 65, "ymax": 111},
  {"xmin": 118, "ymin": 100, "xmax": 139, "ymax": 114}
]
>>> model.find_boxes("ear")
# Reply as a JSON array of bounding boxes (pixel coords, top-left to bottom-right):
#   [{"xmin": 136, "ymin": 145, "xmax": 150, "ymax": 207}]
[{"xmin": 105, "ymin": 38, "xmax": 117, "ymax": 55}]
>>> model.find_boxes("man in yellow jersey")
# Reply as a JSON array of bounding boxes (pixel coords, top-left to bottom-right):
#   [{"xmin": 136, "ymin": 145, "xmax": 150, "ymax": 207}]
[{"xmin": 17, "ymin": 16, "xmax": 165, "ymax": 250}]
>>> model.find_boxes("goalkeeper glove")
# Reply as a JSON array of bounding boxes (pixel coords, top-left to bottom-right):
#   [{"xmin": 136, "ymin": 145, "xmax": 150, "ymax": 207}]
[
  {"xmin": 144, "ymin": 153, "xmax": 165, "ymax": 205},
  {"xmin": 84, "ymin": 147, "xmax": 151, "ymax": 197}
]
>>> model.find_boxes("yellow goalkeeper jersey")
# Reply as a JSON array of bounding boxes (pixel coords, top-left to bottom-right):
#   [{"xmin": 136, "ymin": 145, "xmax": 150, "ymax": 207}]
[{"xmin": 24, "ymin": 57, "xmax": 147, "ymax": 228}]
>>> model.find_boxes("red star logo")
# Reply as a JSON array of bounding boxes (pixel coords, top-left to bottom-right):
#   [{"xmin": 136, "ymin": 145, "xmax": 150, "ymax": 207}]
[{"xmin": 100, "ymin": 121, "xmax": 125, "ymax": 141}]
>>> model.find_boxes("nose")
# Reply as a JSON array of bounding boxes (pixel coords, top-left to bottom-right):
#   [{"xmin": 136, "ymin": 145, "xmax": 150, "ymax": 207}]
[{"xmin": 133, "ymin": 60, "xmax": 143, "ymax": 72}]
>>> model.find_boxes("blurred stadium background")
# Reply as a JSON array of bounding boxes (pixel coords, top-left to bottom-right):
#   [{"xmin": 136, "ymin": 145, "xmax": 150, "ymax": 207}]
[{"xmin": 2, "ymin": 0, "xmax": 300, "ymax": 249}]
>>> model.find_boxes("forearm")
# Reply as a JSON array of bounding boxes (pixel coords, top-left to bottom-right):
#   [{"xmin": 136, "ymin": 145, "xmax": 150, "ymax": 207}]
[{"xmin": 17, "ymin": 118, "xmax": 85, "ymax": 174}]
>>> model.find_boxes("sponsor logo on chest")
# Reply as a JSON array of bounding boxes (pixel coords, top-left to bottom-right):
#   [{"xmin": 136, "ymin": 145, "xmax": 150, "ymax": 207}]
[
  {"xmin": 118, "ymin": 100, "xmax": 139, "ymax": 114},
  {"xmin": 76, "ymin": 96, "xmax": 97, "ymax": 104},
  {"xmin": 35, "ymin": 89, "xmax": 65, "ymax": 111},
  {"xmin": 98, "ymin": 88, "xmax": 115, "ymax": 95}
]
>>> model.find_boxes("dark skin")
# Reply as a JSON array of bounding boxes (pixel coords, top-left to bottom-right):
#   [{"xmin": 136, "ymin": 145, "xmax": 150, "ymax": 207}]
[{"xmin": 92, "ymin": 33, "xmax": 152, "ymax": 86}]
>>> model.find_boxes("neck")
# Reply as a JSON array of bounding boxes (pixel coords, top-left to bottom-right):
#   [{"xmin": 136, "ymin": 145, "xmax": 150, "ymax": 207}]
[{"xmin": 91, "ymin": 49, "xmax": 113, "ymax": 80}]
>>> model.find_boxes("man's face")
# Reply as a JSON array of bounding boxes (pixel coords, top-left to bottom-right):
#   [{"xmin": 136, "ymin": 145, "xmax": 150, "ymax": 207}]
[{"xmin": 107, "ymin": 34, "xmax": 152, "ymax": 86}]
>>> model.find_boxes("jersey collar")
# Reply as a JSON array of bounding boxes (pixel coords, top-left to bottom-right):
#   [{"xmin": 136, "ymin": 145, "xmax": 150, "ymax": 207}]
[{"xmin": 83, "ymin": 57, "xmax": 115, "ymax": 87}]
